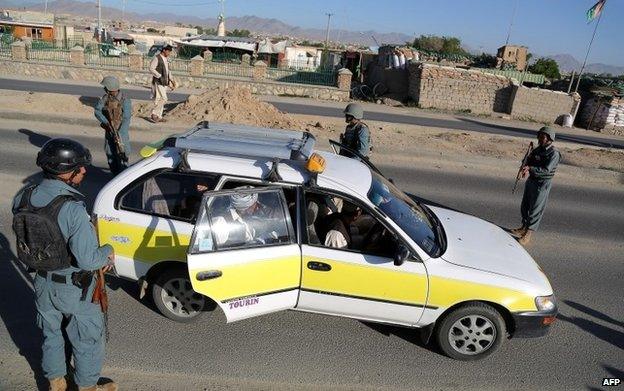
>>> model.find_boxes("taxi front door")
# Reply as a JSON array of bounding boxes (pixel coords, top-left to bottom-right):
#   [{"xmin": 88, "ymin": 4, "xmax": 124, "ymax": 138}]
[{"xmin": 186, "ymin": 188, "xmax": 301, "ymax": 323}]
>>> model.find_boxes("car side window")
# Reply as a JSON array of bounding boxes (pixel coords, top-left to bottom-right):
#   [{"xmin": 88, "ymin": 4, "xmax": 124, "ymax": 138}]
[
  {"xmin": 304, "ymin": 191, "xmax": 399, "ymax": 258},
  {"xmin": 190, "ymin": 188, "xmax": 294, "ymax": 253},
  {"xmin": 120, "ymin": 171, "xmax": 219, "ymax": 221}
]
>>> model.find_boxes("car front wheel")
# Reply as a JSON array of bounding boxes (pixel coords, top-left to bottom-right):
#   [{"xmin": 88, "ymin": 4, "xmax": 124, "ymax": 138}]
[
  {"xmin": 151, "ymin": 268, "xmax": 207, "ymax": 323},
  {"xmin": 436, "ymin": 302, "xmax": 506, "ymax": 360}
]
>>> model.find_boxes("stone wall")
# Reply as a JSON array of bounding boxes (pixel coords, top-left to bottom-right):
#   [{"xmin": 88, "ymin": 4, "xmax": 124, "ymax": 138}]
[
  {"xmin": 408, "ymin": 63, "xmax": 513, "ymax": 114},
  {"xmin": 0, "ymin": 59, "xmax": 349, "ymax": 101},
  {"xmin": 579, "ymin": 96, "xmax": 624, "ymax": 135},
  {"xmin": 509, "ymin": 84, "xmax": 580, "ymax": 124}
]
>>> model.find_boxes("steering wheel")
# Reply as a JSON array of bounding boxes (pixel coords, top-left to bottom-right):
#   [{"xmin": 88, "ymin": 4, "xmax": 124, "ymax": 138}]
[{"xmin": 362, "ymin": 222, "xmax": 389, "ymax": 251}]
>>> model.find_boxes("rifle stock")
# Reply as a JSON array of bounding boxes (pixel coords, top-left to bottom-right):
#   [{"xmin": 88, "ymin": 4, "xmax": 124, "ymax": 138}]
[
  {"xmin": 512, "ymin": 142, "xmax": 534, "ymax": 194},
  {"xmin": 92, "ymin": 268, "xmax": 108, "ymax": 314}
]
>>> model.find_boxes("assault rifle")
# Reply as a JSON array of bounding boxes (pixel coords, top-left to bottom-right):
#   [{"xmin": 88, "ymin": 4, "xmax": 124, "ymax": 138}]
[
  {"xmin": 512, "ymin": 142, "xmax": 534, "ymax": 194},
  {"xmin": 92, "ymin": 268, "xmax": 109, "ymax": 340},
  {"xmin": 102, "ymin": 122, "xmax": 128, "ymax": 163}
]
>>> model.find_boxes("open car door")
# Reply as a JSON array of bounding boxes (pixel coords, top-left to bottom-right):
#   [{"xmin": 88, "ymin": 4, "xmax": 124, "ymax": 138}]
[{"xmin": 187, "ymin": 187, "xmax": 301, "ymax": 322}]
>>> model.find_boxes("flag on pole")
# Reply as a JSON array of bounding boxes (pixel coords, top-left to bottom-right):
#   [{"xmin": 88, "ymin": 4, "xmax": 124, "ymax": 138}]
[{"xmin": 586, "ymin": 0, "xmax": 606, "ymax": 23}]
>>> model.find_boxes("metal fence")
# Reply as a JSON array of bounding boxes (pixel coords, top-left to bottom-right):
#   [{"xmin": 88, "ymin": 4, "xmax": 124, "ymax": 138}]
[
  {"xmin": 85, "ymin": 52, "xmax": 128, "ymax": 68},
  {"xmin": 27, "ymin": 46, "xmax": 71, "ymax": 63},
  {"xmin": 169, "ymin": 58, "xmax": 191, "ymax": 74},
  {"xmin": 266, "ymin": 66, "xmax": 336, "ymax": 86},
  {"xmin": 0, "ymin": 41, "xmax": 10, "ymax": 58},
  {"xmin": 212, "ymin": 52, "xmax": 242, "ymax": 63},
  {"xmin": 204, "ymin": 61, "xmax": 253, "ymax": 78},
  {"xmin": 477, "ymin": 68, "xmax": 545, "ymax": 85}
]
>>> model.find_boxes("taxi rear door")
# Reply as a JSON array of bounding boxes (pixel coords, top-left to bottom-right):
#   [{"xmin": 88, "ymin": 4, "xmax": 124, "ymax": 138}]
[{"xmin": 186, "ymin": 187, "xmax": 301, "ymax": 322}]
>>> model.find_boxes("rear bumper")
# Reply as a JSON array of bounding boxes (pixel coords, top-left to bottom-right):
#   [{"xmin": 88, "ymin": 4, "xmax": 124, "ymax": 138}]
[{"xmin": 512, "ymin": 309, "xmax": 557, "ymax": 338}]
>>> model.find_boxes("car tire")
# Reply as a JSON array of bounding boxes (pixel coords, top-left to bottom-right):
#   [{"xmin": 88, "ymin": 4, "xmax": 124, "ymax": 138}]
[
  {"xmin": 151, "ymin": 267, "xmax": 207, "ymax": 323},
  {"xmin": 435, "ymin": 302, "xmax": 506, "ymax": 361}
]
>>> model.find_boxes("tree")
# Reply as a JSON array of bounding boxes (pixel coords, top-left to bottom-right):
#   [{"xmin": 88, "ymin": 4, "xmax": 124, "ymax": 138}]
[
  {"xmin": 528, "ymin": 58, "xmax": 561, "ymax": 79},
  {"xmin": 412, "ymin": 34, "xmax": 469, "ymax": 55},
  {"xmin": 471, "ymin": 53, "xmax": 497, "ymax": 68},
  {"xmin": 227, "ymin": 29, "xmax": 251, "ymax": 37}
]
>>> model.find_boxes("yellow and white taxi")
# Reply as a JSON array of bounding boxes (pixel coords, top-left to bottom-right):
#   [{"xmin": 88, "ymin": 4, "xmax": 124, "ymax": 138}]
[{"xmin": 93, "ymin": 122, "xmax": 557, "ymax": 360}]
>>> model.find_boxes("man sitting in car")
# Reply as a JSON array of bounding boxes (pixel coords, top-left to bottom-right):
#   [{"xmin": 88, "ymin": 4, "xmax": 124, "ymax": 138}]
[{"xmin": 321, "ymin": 203, "xmax": 362, "ymax": 249}]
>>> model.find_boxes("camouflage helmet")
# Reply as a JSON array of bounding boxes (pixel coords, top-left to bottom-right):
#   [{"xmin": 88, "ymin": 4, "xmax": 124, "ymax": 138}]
[
  {"xmin": 537, "ymin": 126, "xmax": 555, "ymax": 142},
  {"xmin": 100, "ymin": 75, "xmax": 120, "ymax": 91},
  {"xmin": 343, "ymin": 103, "xmax": 364, "ymax": 120}
]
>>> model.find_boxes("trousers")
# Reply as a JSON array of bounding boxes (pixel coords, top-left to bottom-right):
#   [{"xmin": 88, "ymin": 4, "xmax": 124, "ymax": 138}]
[
  {"xmin": 104, "ymin": 132, "xmax": 129, "ymax": 175},
  {"xmin": 151, "ymin": 83, "xmax": 168, "ymax": 118},
  {"xmin": 521, "ymin": 177, "xmax": 553, "ymax": 231},
  {"xmin": 34, "ymin": 273, "xmax": 104, "ymax": 387}
]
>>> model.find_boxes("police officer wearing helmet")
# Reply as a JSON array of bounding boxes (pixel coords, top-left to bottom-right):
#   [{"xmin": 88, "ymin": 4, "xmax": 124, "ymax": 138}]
[
  {"xmin": 12, "ymin": 139, "xmax": 117, "ymax": 391},
  {"xmin": 512, "ymin": 126, "xmax": 561, "ymax": 245},
  {"xmin": 94, "ymin": 75, "xmax": 132, "ymax": 175},
  {"xmin": 340, "ymin": 103, "xmax": 371, "ymax": 158}
]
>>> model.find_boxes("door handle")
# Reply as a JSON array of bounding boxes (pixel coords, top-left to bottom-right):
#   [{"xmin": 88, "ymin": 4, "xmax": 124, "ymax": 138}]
[
  {"xmin": 196, "ymin": 270, "xmax": 222, "ymax": 281},
  {"xmin": 307, "ymin": 261, "xmax": 332, "ymax": 272}
]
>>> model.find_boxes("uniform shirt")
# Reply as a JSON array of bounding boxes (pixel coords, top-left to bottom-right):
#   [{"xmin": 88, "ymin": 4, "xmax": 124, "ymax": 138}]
[
  {"xmin": 94, "ymin": 92, "xmax": 133, "ymax": 152},
  {"xmin": 12, "ymin": 179, "xmax": 113, "ymax": 275},
  {"xmin": 341, "ymin": 121, "xmax": 371, "ymax": 158},
  {"xmin": 528, "ymin": 144, "xmax": 561, "ymax": 181}
]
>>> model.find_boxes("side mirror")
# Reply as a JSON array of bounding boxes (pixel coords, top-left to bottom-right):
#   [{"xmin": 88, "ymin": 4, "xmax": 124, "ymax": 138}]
[{"xmin": 394, "ymin": 244, "xmax": 410, "ymax": 266}]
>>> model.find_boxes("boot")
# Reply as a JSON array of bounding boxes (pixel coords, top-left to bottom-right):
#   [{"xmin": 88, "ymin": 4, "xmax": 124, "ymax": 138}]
[
  {"xmin": 510, "ymin": 226, "xmax": 527, "ymax": 237},
  {"xmin": 49, "ymin": 377, "xmax": 67, "ymax": 391},
  {"xmin": 79, "ymin": 381, "xmax": 118, "ymax": 391},
  {"xmin": 518, "ymin": 229, "xmax": 533, "ymax": 246}
]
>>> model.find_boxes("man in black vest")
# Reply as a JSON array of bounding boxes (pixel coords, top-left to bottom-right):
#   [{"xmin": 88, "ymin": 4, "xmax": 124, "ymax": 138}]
[
  {"xmin": 149, "ymin": 44, "xmax": 176, "ymax": 123},
  {"xmin": 322, "ymin": 203, "xmax": 362, "ymax": 249}
]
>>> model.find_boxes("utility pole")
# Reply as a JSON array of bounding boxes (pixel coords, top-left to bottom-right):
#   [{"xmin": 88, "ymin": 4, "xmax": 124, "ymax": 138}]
[
  {"xmin": 44, "ymin": 0, "xmax": 48, "ymax": 15},
  {"xmin": 324, "ymin": 13, "xmax": 333, "ymax": 49},
  {"xmin": 96, "ymin": 0, "xmax": 102, "ymax": 40},
  {"xmin": 122, "ymin": 0, "xmax": 126, "ymax": 25},
  {"xmin": 505, "ymin": 0, "xmax": 519, "ymax": 45}
]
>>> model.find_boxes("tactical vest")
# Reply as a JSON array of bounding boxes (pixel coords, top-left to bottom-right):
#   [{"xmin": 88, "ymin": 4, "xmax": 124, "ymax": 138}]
[
  {"xmin": 527, "ymin": 145, "xmax": 560, "ymax": 180},
  {"xmin": 152, "ymin": 54, "xmax": 169, "ymax": 86},
  {"xmin": 102, "ymin": 93, "xmax": 124, "ymax": 131},
  {"xmin": 12, "ymin": 186, "xmax": 77, "ymax": 271}
]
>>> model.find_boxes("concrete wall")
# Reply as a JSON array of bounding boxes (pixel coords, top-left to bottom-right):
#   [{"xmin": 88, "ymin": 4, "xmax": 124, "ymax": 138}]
[
  {"xmin": 509, "ymin": 84, "xmax": 580, "ymax": 123},
  {"xmin": 408, "ymin": 62, "xmax": 513, "ymax": 114},
  {"xmin": 579, "ymin": 96, "xmax": 624, "ymax": 135},
  {"xmin": 0, "ymin": 59, "xmax": 349, "ymax": 101}
]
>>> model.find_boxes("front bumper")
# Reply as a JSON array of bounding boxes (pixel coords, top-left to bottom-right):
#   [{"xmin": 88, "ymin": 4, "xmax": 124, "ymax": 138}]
[{"xmin": 512, "ymin": 308, "xmax": 558, "ymax": 338}]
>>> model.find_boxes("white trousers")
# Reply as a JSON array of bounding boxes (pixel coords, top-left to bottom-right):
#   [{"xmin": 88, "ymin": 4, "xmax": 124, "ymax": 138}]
[{"xmin": 151, "ymin": 84, "xmax": 168, "ymax": 118}]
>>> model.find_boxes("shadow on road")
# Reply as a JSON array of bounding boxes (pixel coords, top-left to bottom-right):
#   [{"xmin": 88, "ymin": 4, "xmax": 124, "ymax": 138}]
[
  {"xmin": 0, "ymin": 233, "xmax": 47, "ymax": 390},
  {"xmin": 558, "ymin": 301, "xmax": 624, "ymax": 351},
  {"xmin": 360, "ymin": 321, "xmax": 442, "ymax": 356},
  {"xmin": 455, "ymin": 117, "xmax": 623, "ymax": 150}
]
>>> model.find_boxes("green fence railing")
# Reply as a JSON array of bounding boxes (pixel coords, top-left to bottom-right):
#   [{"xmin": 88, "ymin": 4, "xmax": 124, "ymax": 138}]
[
  {"xmin": 85, "ymin": 52, "xmax": 128, "ymax": 68},
  {"xmin": 476, "ymin": 68, "xmax": 545, "ymax": 85},
  {"xmin": 169, "ymin": 58, "xmax": 191, "ymax": 74},
  {"xmin": 0, "ymin": 41, "xmax": 11, "ymax": 58},
  {"xmin": 266, "ymin": 66, "xmax": 336, "ymax": 87},
  {"xmin": 212, "ymin": 52, "xmax": 242, "ymax": 63},
  {"xmin": 27, "ymin": 46, "xmax": 71, "ymax": 63}
]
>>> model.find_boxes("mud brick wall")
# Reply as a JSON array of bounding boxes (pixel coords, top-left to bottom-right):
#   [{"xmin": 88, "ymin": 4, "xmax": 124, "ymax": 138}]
[
  {"xmin": 408, "ymin": 63, "xmax": 513, "ymax": 114},
  {"xmin": 510, "ymin": 85, "xmax": 579, "ymax": 124}
]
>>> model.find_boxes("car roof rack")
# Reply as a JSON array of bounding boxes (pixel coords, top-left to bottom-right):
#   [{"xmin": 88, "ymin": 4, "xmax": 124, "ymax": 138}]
[{"xmin": 165, "ymin": 121, "xmax": 316, "ymax": 161}]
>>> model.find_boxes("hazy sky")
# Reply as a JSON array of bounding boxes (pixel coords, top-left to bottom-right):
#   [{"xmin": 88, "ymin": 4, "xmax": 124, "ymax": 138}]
[{"xmin": 75, "ymin": 0, "xmax": 622, "ymax": 66}]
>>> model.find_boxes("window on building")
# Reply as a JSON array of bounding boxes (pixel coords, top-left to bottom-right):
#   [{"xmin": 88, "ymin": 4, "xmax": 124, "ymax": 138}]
[{"xmin": 28, "ymin": 28, "xmax": 43, "ymax": 40}]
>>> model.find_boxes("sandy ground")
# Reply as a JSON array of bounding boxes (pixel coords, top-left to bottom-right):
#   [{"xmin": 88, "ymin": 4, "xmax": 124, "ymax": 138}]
[{"xmin": 1, "ymin": 88, "xmax": 623, "ymax": 175}]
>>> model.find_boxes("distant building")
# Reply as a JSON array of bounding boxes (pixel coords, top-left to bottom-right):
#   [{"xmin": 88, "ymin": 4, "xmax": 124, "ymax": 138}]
[
  {"xmin": 496, "ymin": 44, "xmax": 528, "ymax": 71},
  {"xmin": 0, "ymin": 9, "xmax": 55, "ymax": 41},
  {"xmin": 164, "ymin": 26, "xmax": 198, "ymax": 38},
  {"xmin": 216, "ymin": 14, "xmax": 225, "ymax": 37}
]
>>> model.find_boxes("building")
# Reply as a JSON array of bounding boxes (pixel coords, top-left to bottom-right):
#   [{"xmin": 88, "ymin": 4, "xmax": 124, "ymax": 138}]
[
  {"xmin": 496, "ymin": 45, "xmax": 528, "ymax": 71},
  {"xmin": 164, "ymin": 26, "xmax": 198, "ymax": 38},
  {"xmin": 0, "ymin": 9, "xmax": 54, "ymax": 41}
]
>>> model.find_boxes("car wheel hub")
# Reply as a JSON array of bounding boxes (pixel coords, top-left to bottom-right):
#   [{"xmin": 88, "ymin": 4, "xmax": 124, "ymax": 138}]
[
  {"xmin": 160, "ymin": 278, "xmax": 204, "ymax": 317},
  {"xmin": 448, "ymin": 315, "xmax": 496, "ymax": 355}
]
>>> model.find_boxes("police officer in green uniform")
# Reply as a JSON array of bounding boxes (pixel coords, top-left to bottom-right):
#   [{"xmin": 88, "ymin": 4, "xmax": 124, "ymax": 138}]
[
  {"xmin": 12, "ymin": 139, "xmax": 117, "ymax": 391},
  {"xmin": 94, "ymin": 76, "xmax": 132, "ymax": 175},
  {"xmin": 512, "ymin": 127, "xmax": 561, "ymax": 246},
  {"xmin": 340, "ymin": 103, "xmax": 371, "ymax": 158}
]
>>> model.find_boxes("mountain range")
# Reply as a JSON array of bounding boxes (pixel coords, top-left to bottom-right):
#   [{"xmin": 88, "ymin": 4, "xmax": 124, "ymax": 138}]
[{"xmin": 1, "ymin": 0, "xmax": 622, "ymax": 75}]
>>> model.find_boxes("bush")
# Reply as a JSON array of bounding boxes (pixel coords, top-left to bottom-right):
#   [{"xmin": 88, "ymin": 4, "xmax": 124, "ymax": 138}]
[{"xmin": 528, "ymin": 58, "xmax": 561, "ymax": 80}]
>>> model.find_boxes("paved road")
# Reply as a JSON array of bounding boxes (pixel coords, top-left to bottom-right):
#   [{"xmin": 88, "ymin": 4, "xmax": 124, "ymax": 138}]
[
  {"xmin": 0, "ymin": 120, "xmax": 622, "ymax": 390},
  {"xmin": 1, "ymin": 77, "xmax": 623, "ymax": 150}
]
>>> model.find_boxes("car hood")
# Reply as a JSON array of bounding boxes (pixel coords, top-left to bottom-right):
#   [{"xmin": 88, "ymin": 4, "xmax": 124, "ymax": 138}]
[{"xmin": 428, "ymin": 206, "xmax": 552, "ymax": 292}]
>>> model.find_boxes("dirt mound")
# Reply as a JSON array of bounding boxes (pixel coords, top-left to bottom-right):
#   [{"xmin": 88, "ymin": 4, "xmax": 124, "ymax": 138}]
[{"xmin": 137, "ymin": 86, "xmax": 302, "ymax": 129}]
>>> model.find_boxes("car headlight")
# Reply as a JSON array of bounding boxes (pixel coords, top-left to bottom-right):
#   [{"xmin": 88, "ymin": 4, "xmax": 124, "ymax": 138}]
[{"xmin": 535, "ymin": 295, "xmax": 556, "ymax": 312}]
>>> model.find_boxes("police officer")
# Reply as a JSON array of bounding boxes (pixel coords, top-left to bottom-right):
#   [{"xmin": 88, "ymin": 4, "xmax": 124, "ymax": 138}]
[
  {"xmin": 12, "ymin": 139, "xmax": 116, "ymax": 391},
  {"xmin": 340, "ymin": 103, "xmax": 371, "ymax": 158},
  {"xmin": 94, "ymin": 75, "xmax": 132, "ymax": 175},
  {"xmin": 512, "ymin": 127, "xmax": 561, "ymax": 245}
]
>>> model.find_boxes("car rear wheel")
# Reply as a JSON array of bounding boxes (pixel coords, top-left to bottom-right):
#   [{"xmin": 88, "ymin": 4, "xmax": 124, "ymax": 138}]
[
  {"xmin": 436, "ymin": 303, "xmax": 505, "ymax": 360},
  {"xmin": 151, "ymin": 268, "xmax": 207, "ymax": 323}
]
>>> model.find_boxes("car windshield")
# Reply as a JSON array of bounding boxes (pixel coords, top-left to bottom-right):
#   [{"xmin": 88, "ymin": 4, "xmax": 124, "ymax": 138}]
[{"xmin": 367, "ymin": 172, "xmax": 441, "ymax": 257}]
